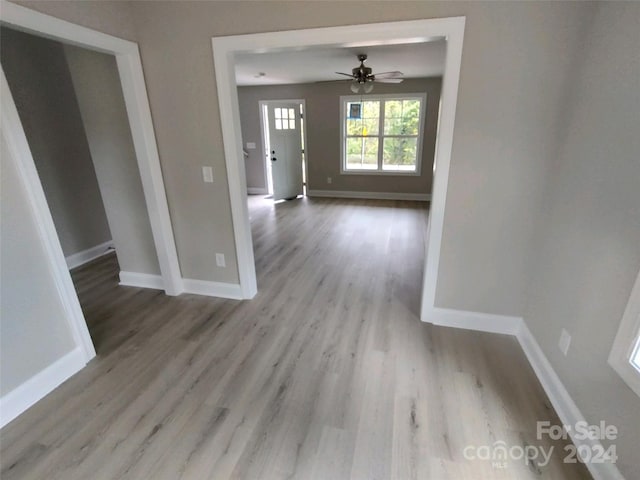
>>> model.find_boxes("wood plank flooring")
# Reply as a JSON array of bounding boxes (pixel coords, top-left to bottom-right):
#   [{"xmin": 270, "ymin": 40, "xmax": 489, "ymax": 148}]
[{"xmin": 0, "ymin": 196, "xmax": 590, "ymax": 479}]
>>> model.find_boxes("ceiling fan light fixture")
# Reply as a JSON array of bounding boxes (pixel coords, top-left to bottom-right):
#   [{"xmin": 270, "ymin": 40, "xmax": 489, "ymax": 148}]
[{"xmin": 337, "ymin": 54, "xmax": 403, "ymax": 94}]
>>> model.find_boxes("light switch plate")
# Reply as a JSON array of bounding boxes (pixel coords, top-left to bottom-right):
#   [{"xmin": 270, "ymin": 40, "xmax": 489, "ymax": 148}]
[
  {"xmin": 216, "ymin": 253, "xmax": 226, "ymax": 268},
  {"xmin": 559, "ymin": 328, "xmax": 571, "ymax": 356},
  {"xmin": 246, "ymin": 142, "xmax": 256, "ymax": 150},
  {"xmin": 202, "ymin": 166, "xmax": 213, "ymax": 183}
]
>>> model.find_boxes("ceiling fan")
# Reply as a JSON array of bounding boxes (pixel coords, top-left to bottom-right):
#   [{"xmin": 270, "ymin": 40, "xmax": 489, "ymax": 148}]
[{"xmin": 335, "ymin": 54, "xmax": 404, "ymax": 93}]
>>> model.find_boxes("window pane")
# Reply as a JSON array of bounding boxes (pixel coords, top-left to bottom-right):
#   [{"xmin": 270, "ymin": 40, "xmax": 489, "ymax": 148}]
[
  {"xmin": 347, "ymin": 100, "xmax": 380, "ymax": 135},
  {"xmin": 346, "ymin": 137, "xmax": 378, "ymax": 170},
  {"xmin": 275, "ymin": 118, "xmax": 282, "ymax": 130},
  {"xmin": 385, "ymin": 100, "xmax": 402, "ymax": 118},
  {"xmin": 403, "ymin": 99, "xmax": 421, "ymax": 116},
  {"xmin": 275, "ymin": 108, "xmax": 281, "ymax": 119},
  {"xmin": 289, "ymin": 119, "xmax": 295, "ymax": 129},
  {"xmin": 403, "ymin": 115, "xmax": 420, "ymax": 136},
  {"xmin": 382, "ymin": 137, "xmax": 417, "ymax": 171},
  {"xmin": 384, "ymin": 99, "xmax": 421, "ymax": 135},
  {"xmin": 384, "ymin": 118, "xmax": 408, "ymax": 136},
  {"xmin": 363, "ymin": 118, "xmax": 379, "ymax": 136},
  {"xmin": 362, "ymin": 101, "xmax": 379, "ymax": 118},
  {"xmin": 346, "ymin": 101, "xmax": 380, "ymax": 120},
  {"xmin": 346, "ymin": 118, "xmax": 362, "ymax": 136},
  {"xmin": 347, "ymin": 118, "xmax": 378, "ymax": 136},
  {"xmin": 289, "ymin": 108, "xmax": 295, "ymax": 119}
]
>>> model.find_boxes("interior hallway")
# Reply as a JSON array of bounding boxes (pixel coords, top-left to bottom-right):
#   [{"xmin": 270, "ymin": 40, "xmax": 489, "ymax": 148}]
[{"xmin": 1, "ymin": 196, "xmax": 589, "ymax": 479}]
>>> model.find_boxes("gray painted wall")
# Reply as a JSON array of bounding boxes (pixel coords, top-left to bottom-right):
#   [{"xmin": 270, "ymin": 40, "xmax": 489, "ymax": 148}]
[
  {"xmin": 64, "ymin": 45, "xmax": 161, "ymax": 276},
  {"xmin": 238, "ymin": 78, "xmax": 441, "ymax": 194},
  {"xmin": 0, "ymin": 27, "xmax": 111, "ymax": 258},
  {"xmin": 0, "ymin": 132, "xmax": 76, "ymax": 396},
  {"xmin": 523, "ymin": 4, "xmax": 640, "ymax": 477}
]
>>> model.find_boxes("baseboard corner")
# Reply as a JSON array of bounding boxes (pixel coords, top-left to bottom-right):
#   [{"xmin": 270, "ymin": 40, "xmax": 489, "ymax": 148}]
[
  {"xmin": 422, "ymin": 306, "xmax": 523, "ymax": 336},
  {"xmin": 65, "ymin": 240, "xmax": 114, "ymax": 270},
  {"xmin": 0, "ymin": 347, "xmax": 86, "ymax": 428},
  {"xmin": 420, "ymin": 308, "xmax": 624, "ymax": 479},
  {"xmin": 119, "ymin": 271, "xmax": 164, "ymax": 290},
  {"xmin": 182, "ymin": 278, "xmax": 243, "ymax": 300},
  {"xmin": 515, "ymin": 321, "xmax": 624, "ymax": 480}
]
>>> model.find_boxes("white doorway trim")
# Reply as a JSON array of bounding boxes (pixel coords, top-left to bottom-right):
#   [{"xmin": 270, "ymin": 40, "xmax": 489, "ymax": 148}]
[
  {"xmin": 1, "ymin": 71, "xmax": 96, "ymax": 361},
  {"xmin": 0, "ymin": 2, "xmax": 183, "ymax": 361},
  {"xmin": 259, "ymin": 102, "xmax": 272, "ymax": 194},
  {"xmin": 258, "ymin": 99, "xmax": 309, "ymax": 197},
  {"xmin": 211, "ymin": 17, "xmax": 465, "ymax": 314}
]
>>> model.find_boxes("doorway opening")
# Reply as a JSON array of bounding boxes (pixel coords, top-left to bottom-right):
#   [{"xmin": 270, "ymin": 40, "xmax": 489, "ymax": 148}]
[
  {"xmin": 1, "ymin": 26, "xmax": 165, "ymax": 356},
  {"xmin": 259, "ymin": 100, "xmax": 309, "ymax": 200},
  {"xmin": 212, "ymin": 17, "xmax": 466, "ymax": 312},
  {"xmin": 1, "ymin": 2, "xmax": 182, "ymax": 369}
]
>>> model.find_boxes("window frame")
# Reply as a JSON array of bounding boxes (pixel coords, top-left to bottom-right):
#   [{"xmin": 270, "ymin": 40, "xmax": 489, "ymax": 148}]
[
  {"xmin": 340, "ymin": 93, "xmax": 427, "ymax": 176},
  {"xmin": 608, "ymin": 268, "xmax": 640, "ymax": 398}
]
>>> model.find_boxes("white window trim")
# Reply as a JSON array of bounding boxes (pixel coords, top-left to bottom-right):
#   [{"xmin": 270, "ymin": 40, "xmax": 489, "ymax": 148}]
[
  {"xmin": 340, "ymin": 93, "xmax": 427, "ymax": 176},
  {"xmin": 608, "ymin": 268, "xmax": 640, "ymax": 398}
]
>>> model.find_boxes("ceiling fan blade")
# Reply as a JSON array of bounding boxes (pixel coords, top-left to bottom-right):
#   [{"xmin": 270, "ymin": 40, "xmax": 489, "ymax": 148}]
[
  {"xmin": 335, "ymin": 72, "xmax": 355, "ymax": 78},
  {"xmin": 373, "ymin": 71, "xmax": 404, "ymax": 79},
  {"xmin": 375, "ymin": 78, "xmax": 404, "ymax": 84}
]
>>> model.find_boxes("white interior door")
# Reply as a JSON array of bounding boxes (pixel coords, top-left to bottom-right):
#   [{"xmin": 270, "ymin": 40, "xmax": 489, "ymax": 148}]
[{"xmin": 267, "ymin": 103, "xmax": 303, "ymax": 201}]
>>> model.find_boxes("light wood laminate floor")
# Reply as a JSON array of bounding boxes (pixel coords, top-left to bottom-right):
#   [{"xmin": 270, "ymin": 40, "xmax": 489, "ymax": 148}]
[{"xmin": 1, "ymin": 196, "xmax": 589, "ymax": 479}]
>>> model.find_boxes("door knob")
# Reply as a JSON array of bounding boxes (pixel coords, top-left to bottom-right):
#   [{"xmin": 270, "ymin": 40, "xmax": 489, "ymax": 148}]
[{"xmin": 271, "ymin": 157, "xmax": 277, "ymax": 161}]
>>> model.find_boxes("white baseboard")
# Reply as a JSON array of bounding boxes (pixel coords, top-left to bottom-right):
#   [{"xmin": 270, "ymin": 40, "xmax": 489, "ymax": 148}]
[
  {"xmin": 516, "ymin": 322, "xmax": 623, "ymax": 480},
  {"xmin": 422, "ymin": 307, "xmax": 622, "ymax": 480},
  {"xmin": 247, "ymin": 187, "xmax": 269, "ymax": 195},
  {"xmin": 0, "ymin": 347, "xmax": 86, "ymax": 428},
  {"xmin": 423, "ymin": 306, "xmax": 522, "ymax": 335},
  {"xmin": 183, "ymin": 278, "xmax": 243, "ymax": 300},
  {"xmin": 119, "ymin": 271, "xmax": 164, "ymax": 290},
  {"xmin": 118, "ymin": 271, "xmax": 242, "ymax": 299},
  {"xmin": 65, "ymin": 240, "xmax": 114, "ymax": 269},
  {"xmin": 307, "ymin": 189, "xmax": 431, "ymax": 202}
]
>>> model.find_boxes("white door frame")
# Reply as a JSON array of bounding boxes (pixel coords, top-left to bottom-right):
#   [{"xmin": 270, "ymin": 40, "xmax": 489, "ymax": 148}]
[
  {"xmin": 259, "ymin": 102, "xmax": 273, "ymax": 194},
  {"xmin": 0, "ymin": 1, "xmax": 183, "ymax": 361},
  {"xmin": 258, "ymin": 99, "xmax": 309, "ymax": 197},
  {"xmin": 212, "ymin": 17, "xmax": 465, "ymax": 315}
]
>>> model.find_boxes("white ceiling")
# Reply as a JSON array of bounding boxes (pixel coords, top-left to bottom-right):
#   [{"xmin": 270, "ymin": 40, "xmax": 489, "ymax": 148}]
[{"xmin": 234, "ymin": 40, "xmax": 446, "ymax": 86}]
